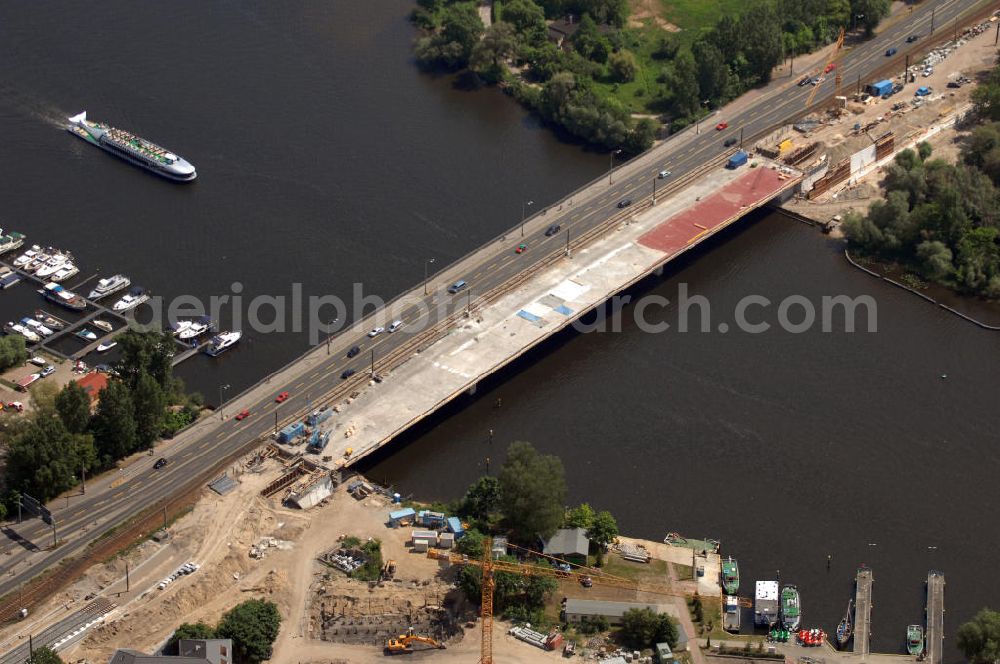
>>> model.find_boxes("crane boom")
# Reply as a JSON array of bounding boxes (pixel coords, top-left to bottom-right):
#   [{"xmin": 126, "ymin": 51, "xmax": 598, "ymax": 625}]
[{"xmin": 805, "ymin": 27, "xmax": 846, "ymax": 109}]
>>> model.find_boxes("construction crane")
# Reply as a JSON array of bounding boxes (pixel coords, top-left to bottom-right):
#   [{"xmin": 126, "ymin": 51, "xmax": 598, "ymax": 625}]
[
  {"xmin": 428, "ymin": 538, "xmax": 751, "ymax": 664},
  {"xmin": 384, "ymin": 627, "xmax": 447, "ymax": 655},
  {"xmin": 805, "ymin": 27, "xmax": 846, "ymax": 109}
]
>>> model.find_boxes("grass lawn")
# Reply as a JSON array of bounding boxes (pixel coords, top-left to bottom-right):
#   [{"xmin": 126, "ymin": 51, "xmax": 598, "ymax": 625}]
[
  {"xmin": 673, "ymin": 562, "xmax": 694, "ymax": 581},
  {"xmin": 599, "ymin": 552, "xmax": 670, "ymax": 585},
  {"xmin": 658, "ymin": 0, "xmax": 748, "ymax": 42}
]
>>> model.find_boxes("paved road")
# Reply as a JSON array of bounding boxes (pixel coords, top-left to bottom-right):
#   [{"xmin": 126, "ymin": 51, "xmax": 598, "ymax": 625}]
[{"xmin": 0, "ymin": 0, "xmax": 987, "ymax": 608}]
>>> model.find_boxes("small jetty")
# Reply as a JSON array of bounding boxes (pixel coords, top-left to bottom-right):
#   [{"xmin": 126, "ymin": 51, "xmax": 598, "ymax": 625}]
[
  {"xmin": 853, "ymin": 566, "xmax": 873, "ymax": 658},
  {"xmin": 926, "ymin": 571, "xmax": 945, "ymax": 664}
]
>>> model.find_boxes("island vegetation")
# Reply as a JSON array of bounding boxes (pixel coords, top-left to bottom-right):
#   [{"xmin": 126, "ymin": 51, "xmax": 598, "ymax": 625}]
[
  {"xmin": 843, "ymin": 60, "xmax": 1000, "ymax": 298},
  {"xmin": 0, "ymin": 330, "xmax": 204, "ymax": 516},
  {"xmin": 410, "ymin": 0, "xmax": 890, "ymax": 152}
]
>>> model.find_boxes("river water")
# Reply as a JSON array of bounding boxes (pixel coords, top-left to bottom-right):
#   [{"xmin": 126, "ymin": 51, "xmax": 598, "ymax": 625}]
[{"xmin": 1, "ymin": 2, "xmax": 997, "ymax": 659}]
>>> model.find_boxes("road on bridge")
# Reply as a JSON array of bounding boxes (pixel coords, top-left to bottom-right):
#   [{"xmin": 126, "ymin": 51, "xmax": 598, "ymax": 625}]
[{"xmin": 0, "ymin": 0, "xmax": 987, "ymax": 615}]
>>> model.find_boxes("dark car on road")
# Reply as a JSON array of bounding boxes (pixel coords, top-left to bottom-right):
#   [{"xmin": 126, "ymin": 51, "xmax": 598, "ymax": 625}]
[
  {"xmin": 447, "ymin": 279, "xmax": 468, "ymax": 294},
  {"xmin": 906, "ymin": 34, "xmax": 920, "ymax": 43},
  {"xmin": 885, "ymin": 47, "xmax": 897, "ymax": 57},
  {"xmin": 617, "ymin": 199, "xmax": 632, "ymax": 208},
  {"xmin": 341, "ymin": 368, "xmax": 356, "ymax": 379},
  {"xmin": 797, "ymin": 75, "xmax": 811, "ymax": 86},
  {"xmin": 724, "ymin": 137, "xmax": 737, "ymax": 147},
  {"xmin": 544, "ymin": 224, "xmax": 561, "ymax": 236},
  {"xmin": 347, "ymin": 345, "xmax": 360, "ymax": 358},
  {"xmin": 154, "ymin": 457, "xmax": 169, "ymax": 470}
]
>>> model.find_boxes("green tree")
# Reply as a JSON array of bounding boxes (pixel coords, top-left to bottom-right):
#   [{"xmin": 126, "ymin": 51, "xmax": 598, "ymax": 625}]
[
  {"xmin": 502, "ymin": 0, "xmax": 546, "ymax": 44},
  {"xmin": 916, "ymin": 241, "xmax": 954, "ymax": 281},
  {"xmin": 90, "ymin": 381, "xmax": 138, "ymax": 464},
  {"xmin": 958, "ymin": 608, "xmax": 1000, "ymax": 664},
  {"xmin": 572, "ymin": 15, "xmax": 609, "ymax": 63},
  {"xmin": 608, "ymin": 50, "xmax": 637, "ymax": 83},
  {"xmin": 587, "ymin": 510, "xmax": 619, "ymax": 548},
  {"xmin": 165, "ymin": 622, "xmax": 217, "ymax": 655},
  {"xmin": 565, "ymin": 503, "xmax": 595, "ymax": 529},
  {"xmin": 499, "ymin": 441, "xmax": 567, "ymax": 539},
  {"xmin": 114, "ymin": 330, "xmax": 175, "ymax": 392},
  {"xmin": 917, "ymin": 141, "xmax": 933, "ymax": 161},
  {"xmin": 620, "ymin": 608, "xmax": 679, "ymax": 649},
  {"xmin": 667, "ymin": 50, "xmax": 700, "ymax": 118},
  {"xmin": 462, "ymin": 476, "xmax": 502, "ymax": 520},
  {"xmin": 955, "ymin": 227, "xmax": 1000, "ymax": 295},
  {"xmin": 5, "ymin": 415, "xmax": 94, "ymax": 501},
  {"xmin": 133, "ymin": 371, "xmax": 166, "ymax": 449},
  {"xmin": 216, "ymin": 599, "xmax": 282, "ymax": 664},
  {"xmin": 25, "ymin": 647, "xmax": 62, "ymax": 664},
  {"xmin": 851, "ymin": 0, "xmax": 890, "ymax": 36},
  {"xmin": 56, "ymin": 382, "xmax": 92, "ymax": 435},
  {"xmin": 624, "ymin": 117, "xmax": 657, "ymax": 155},
  {"xmin": 470, "ymin": 22, "xmax": 518, "ymax": 82},
  {"xmin": 693, "ymin": 41, "xmax": 730, "ymax": 105},
  {"xmin": 456, "ymin": 528, "xmax": 486, "ymax": 558},
  {"xmin": 0, "ymin": 335, "xmax": 28, "ymax": 371}
]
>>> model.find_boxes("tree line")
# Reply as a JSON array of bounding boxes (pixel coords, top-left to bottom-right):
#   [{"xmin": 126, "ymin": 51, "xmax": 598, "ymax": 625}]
[
  {"xmin": 843, "ymin": 62, "xmax": 1000, "ymax": 298},
  {"xmin": 0, "ymin": 330, "xmax": 204, "ymax": 515},
  {"xmin": 410, "ymin": 0, "xmax": 890, "ymax": 151},
  {"xmin": 167, "ymin": 599, "xmax": 281, "ymax": 664}
]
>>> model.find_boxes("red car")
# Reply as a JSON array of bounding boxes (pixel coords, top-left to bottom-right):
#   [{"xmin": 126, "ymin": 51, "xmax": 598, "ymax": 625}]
[
  {"xmin": 515, "ymin": 243, "xmax": 527, "ymax": 254},
  {"xmin": 235, "ymin": 409, "xmax": 250, "ymax": 421},
  {"xmin": 275, "ymin": 391, "xmax": 290, "ymax": 403},
  {"xmin": 715, "ymin": 122, "xmax": 728, "ymax": 131},
  {"xmin": 824, "ymin": 63, "xmax": 837, "ymax": 73}
]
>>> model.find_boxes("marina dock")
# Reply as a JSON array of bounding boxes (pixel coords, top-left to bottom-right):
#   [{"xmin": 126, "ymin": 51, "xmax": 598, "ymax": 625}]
[
  {"xmin": 853, "ymin": 566, "xmax": 873, "ymax": 658},
  {"xmin": 926, "ymin": 571, "xmax": 945, "ymax": 664}
]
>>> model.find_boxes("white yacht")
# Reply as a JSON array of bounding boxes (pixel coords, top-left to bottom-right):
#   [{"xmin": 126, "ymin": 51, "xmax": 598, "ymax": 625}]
[
  {"xmin": 88, "ymin": 274, "xmax": 131, "ymax": 300},
  {"xmin": 204, "ymin": 330, "xmax": 241, "ymax": 357}
]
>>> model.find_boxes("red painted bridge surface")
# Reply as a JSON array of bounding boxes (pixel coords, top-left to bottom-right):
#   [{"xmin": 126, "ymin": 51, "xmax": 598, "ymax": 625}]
[{"xmin": 638, "ymin": 166, "xmax": 796, "ymax": 255}]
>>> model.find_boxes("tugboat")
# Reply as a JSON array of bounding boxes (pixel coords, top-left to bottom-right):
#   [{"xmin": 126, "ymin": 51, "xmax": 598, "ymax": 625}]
[
  {"xmin": 836, "ymin": 599, "xmax": 854, "ymax": 649},
  {"xmin": 204, "ymin": 330, "xmax": 242, "ymax": 357},
  {"xmin": 907, "ymin": 624, "xmax": 925, "ymax": 657},
  {"xmin": 781, "ymin": 584, "xmax": 801, "ymax": 631},
  {"xmin": 722, "ymin": 557, "xmax": 740, "ymax": 595}
]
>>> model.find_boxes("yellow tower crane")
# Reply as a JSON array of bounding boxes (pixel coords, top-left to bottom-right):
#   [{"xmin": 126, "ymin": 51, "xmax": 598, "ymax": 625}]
[{"xmin": 805, "ymin": 27, "xmax": 847, "ymax": 109}]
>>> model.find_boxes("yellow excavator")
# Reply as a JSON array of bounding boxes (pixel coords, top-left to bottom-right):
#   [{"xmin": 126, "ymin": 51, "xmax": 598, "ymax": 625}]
[{"xmin": 384, "ymin": 627, "xmax": 447, "ymax": 655}]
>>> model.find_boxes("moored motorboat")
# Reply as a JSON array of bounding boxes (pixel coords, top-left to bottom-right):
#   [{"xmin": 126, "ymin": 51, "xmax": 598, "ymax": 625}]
[
  {"xmin": 0, "ymin": 232, "xmax": 26, "ymax": 254},
  {"xmin": 6, "ymin": 322, "xmax": 40, "ymax": 343},
  {"xmin": 34, "ymin": 310, "xmax": 65, "ymax": 330},
  {"xmin": 112, "ymin": 287, "xmax": 149, "ymax": 313},
  {"xmin": 177, "ymin": 317, "xmax": 211, "ymax": 340},
  {"xmin": 51, "ymin": 263, "xmax": 80, "ymax": 282},
  {"xmin": 88, "ymin": 274, "xmax": 131, "ymax": 300},
  {"xmin": 204, "ymin": 330, "xmax": 241, "ymax": 357},
  {"xmin": 906, "ymin": 624, "xmax": 924, "ymax": 656},
  {"xmin": 722, "ymin": 557, "xmax": 740, "ymax": 595},
  {"xmin": 93, "ymin": 319, "xmax": 113, "ymax": 333},
  {"xmin": 781, "ymin": 585, "xmax": 801, "ymax": 631},
  {"xmin": 35, "ymin": 252, "xmax": 72, "ymax": 278},
  {"xmin": 21, "ymin": 317, "xmax": 53, "ymax": 337},
  {"xmin": 75, "ymin": 328, "xmax": 97, "ymax": 341},
  {"xmin": 97, "ymin": 341, "xmax": 118, "ymax": 352},
  {"xmin": 13, "ymin": 245, "xmax": 41, "ymax": 268},
  {"xmin": 43, "ymin": 282, "xmax": 87, "ymax": 310}
]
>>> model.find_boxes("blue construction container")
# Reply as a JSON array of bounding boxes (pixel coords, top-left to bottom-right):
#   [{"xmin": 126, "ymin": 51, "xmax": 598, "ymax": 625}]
[
  {"xmin": 727, "ymin": 150, "xmax": 748, "ymax": 169},
  {"xmin": 278, "ymin": 421, "xmax": 305, "ymax": 443},
  {"xmin": 867, "ymin": 79, "xmax": 893, "ymax": 97},
  {"xmin": 307, "ymin": 407, "xmax": 333, "ymax": 427},
  {"xmin": 447, "ymin": 517, "xmax": 464, "ymax": 538},
  {"xmin": 388, "ymin": 507, "xmax": 416, "ymax": 526},
  {"xmin": 418, "ymin": 510, "xmax": 446, "ymax": 527}
]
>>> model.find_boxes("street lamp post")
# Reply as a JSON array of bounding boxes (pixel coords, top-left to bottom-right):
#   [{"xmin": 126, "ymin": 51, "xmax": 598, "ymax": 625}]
[
  {"xmin": 608, "ymin": 149, "xmax": 622, "ymax": 185},
  {"xmin": 218, "ymin": 383, "xmax": 230, "ymax": 420},
  {"xmin": 325, "ymin": 317, "xmax": 338, "ymax": 355},
  {"xmin": 521, "ymin": 200, "xmax": 534, "ymax": 237},
  {"xmin": 423, "ymin": 258, "xmax": 435, "ymax": 295}
]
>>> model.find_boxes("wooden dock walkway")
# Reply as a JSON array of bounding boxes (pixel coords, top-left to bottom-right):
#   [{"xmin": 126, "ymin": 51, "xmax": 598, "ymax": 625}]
[
  {"xmin": 926, "ymin": 571, "xmax": 945, "ymax": 664},
  {"xmin": 853, "ymin": 566, "xmax": 873, "ymax": 658}
]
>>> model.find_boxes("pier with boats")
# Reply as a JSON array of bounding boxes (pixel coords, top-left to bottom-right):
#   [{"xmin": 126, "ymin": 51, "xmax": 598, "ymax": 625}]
[{"xmin": 0, "ymin": 236, "xmax": 240, "ymax": 370}]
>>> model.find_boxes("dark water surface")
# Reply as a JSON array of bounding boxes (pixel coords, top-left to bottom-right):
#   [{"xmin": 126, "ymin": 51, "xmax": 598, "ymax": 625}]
[{"xmin": 1, "ymin": 2, "xmax": 998, "ymax": 659}]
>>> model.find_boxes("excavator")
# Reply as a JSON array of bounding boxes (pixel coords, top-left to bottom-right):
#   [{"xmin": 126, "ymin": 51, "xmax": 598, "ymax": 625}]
[{"xmin": 384, "ymin": 627, "xmax": 447, "ymax": 655}]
